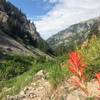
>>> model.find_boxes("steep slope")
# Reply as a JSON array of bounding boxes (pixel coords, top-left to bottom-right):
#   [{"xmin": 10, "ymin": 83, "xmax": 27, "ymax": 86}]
[
  {"xmin": 47, "ymin": 17, "xmax": 100, "ymax": 53},
  {"xmin": 0, "ymin": 0, "xmax": 52, "ymax": 58},
  {"xmin": 0, "ymin": 30, "xmax": 31, "ymax": 54}
]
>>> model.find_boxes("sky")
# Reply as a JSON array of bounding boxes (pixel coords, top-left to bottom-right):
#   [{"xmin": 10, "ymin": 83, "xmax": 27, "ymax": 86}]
[{"xmin": 10, "ymin": 0, "xmax": 100, "ymax": 39}]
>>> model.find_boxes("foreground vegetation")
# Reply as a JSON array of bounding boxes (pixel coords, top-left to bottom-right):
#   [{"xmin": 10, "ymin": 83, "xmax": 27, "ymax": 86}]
[
  {"xmin": 0, "ymin": 37, "xmax": 100, "ymax": 99},
  {"xmin": 0, "ymin": 53, "xmax": 69, "ymax": 99},
  {"xmin": 79, "ymin": 37, "xmax": 100, "ymax": 80}
]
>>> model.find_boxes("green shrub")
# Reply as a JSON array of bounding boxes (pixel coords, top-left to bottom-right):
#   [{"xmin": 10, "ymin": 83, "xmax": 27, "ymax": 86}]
[
  {"xmin": 0, "ymin": 54, "xmax": 33, "ymax": 81},
  {"xmin": 79, "ymin": 38, "xmax": 100, "ymax": 80}
]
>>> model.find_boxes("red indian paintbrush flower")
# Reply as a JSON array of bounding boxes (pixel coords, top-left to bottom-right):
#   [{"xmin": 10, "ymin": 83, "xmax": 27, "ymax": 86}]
[
  {"xmin": 71, "ymin": 77, "xmax": 89, "ymax": 95},
  {"xmin": 96, "ymin": 73, "xmax": 100, "ymax": 90},
  {"xmin": 66, "ymin": 51, "xmax": 89, "ymax": 95},
  {"xmin": 68, "ymin": 52, "xmax": 87, "ymax": 79}
]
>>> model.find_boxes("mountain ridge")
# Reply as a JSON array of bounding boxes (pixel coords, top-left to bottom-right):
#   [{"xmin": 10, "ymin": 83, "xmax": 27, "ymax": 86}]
[{"xmin": 47, "ymin": 16, "xmax": 100, "ymax": 54}]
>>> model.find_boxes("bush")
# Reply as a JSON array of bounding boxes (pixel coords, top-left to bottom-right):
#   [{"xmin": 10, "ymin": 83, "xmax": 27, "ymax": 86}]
[
  {"xmin": 79, "ymin": 37, "xmax": 100, "ymax": 80},
  {"xmin": 0, "ymin": 54, "xmax": 33, "ymax": 81}
]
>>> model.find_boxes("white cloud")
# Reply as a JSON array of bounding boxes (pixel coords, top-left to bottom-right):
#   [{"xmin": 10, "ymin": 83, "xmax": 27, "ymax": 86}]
[{"xmin": 34, "ymin": 0, "xmax": 100, "ymax": 39}]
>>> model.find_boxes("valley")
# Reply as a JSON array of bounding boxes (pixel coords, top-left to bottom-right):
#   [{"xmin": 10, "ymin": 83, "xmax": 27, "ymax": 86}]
[{"xmin": 0, "ymin": 0, "xmax": 100, "ymax": 100}]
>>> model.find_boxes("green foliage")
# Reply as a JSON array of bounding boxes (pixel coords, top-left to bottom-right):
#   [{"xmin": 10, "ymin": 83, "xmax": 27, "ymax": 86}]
[
  {"xmin": 48, "ymin": 64, "xmax": 69, "ymax": 87},
  {"xmin": 79, "ymin": 38, "xmax": 100, "ymax": 80},
  {"xmin": 0, "ymin": 54, "xmax": 33, "ymax": 81},
  {"xmin": 0, "ymin": 64, "xmax": 37, "ymax": 100},
  {"xmin": 42, "ymin": 55, "xmax": 70, "ymax": 87},
  {"xmin": 0, "ymin": 58, "xmax": 43, "ymax": 99},
  {"xmin": 0, "ymin": 54, "xmax": 70, "ymax": 99},
  {"xmin": 86, "ymin": 97, "xmax": 95, "ymax": 100}
]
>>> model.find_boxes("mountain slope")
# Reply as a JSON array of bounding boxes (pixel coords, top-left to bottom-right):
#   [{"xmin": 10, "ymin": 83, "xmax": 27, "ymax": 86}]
[
  {"xmin": 47, "ymin": 17, "xmax": 100, "ymax": 53},
  {"xmin": 0, "ymin": 0, "xmax": 52, "ymax": 58}
]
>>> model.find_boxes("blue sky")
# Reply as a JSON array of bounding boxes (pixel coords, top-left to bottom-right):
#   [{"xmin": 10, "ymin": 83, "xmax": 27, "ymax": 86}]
[
  {"xmin": 10, "ymin": 0, "xmax": 100, "ymax": 39},
  {"xmin": 10, "ymin": 0, "xmax": 57, "ymax": 21}
]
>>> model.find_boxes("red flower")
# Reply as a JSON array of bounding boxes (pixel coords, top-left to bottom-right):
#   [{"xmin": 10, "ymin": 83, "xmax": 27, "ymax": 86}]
[
  {"xmin": 96, "ymin": 73, "xmax": 100, "ymax": 90},
  {"xmin": 71, "ymin": 77, "xmax": 82, "ymax": 87},
  {"xmin": 96, "ymin": 73, "xmax": 100, "ymax": 85},
  {"xmin": 68, "ymin": 52, "xmax": 87, "ymax": 79},
  {"xmin": 64, "ymin": 51, "xmax": 88, "ymax": 95},
  {"xmin": 71, "ymin": 77, "xmax": 88, "ymax": 95}
]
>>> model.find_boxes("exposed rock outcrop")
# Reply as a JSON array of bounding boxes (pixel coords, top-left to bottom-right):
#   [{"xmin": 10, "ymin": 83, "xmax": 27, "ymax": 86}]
[{"xmin": 0, "ymin": 1, "xmax": 52, "ymax": 58}]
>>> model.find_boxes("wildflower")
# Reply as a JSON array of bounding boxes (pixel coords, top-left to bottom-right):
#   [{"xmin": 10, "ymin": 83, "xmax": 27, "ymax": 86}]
[
  {"xmin": 68, "ymin": 52, "xmax": 87, "ymax": 79},
  {"xmin": 71, "ymin": 77, "xmax": 82, "ymax": 87},
  {"xmin": 96, "ymin": 73, "xmax": 100, "ymax": 90},
  {"xmin": 65, "ymin": 51, "xmax": 88, "ymax": 95},
  {"xmin": 71, "ymin": 76, "xmax": 88, "ymax": 94}
]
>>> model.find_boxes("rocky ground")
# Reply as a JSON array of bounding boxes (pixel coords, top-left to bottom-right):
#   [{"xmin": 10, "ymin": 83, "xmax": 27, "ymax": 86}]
[{"xmin": 7, "ymin": 70, "xmax": 100, "ymax": 100}]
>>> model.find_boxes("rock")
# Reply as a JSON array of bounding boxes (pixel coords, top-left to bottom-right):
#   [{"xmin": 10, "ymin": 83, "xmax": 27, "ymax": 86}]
[
  {"xmin": 0, "ymin": 0, "xmax": 5, "ymax": 4},
  {"xmin": 67, "ymin": 90, "xmax": 86, "ymax": 100},
  {"xmin": 35, "ymin": 70, "xmax": 45, "ymax": 79},
  {"xmin": 87, "ymin": 79, "xmax": 100, "ymax": 98},
  {"xmin": 20, "ymin": 91, "xmax": 25, "ymax": 95},
  {"xmin": 24, "ymin": 87, "xmax": 29, "ymax": 92},
  {"xmin": 0, "ymin": 11, "xmax": 8, "ymax": 23},
  {"xmin": 7, "ymin": 70, "xmax": 52, "ymax": 100},
  {"xmin": 31, "ymin": 83, "xmax": 36, "ymax": 87},
  {"xmin": 7, "ymin": 72, "xmax": 100, "ymax": 100}
]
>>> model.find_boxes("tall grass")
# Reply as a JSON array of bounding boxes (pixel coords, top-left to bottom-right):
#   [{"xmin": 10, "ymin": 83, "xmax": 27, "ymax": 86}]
[
  {"xmin": 0, "ymin": 54, "xmax": 34, "ymax": 80},
  {"xmin": 79, "ymin": 37, "xmax": 100, "ymax": 80}
]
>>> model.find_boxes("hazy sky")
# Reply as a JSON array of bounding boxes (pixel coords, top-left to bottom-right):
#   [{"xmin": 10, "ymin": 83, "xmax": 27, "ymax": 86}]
[{"xmin": 10, "ymin": 0, "xmax": 100, "ymax": 39}]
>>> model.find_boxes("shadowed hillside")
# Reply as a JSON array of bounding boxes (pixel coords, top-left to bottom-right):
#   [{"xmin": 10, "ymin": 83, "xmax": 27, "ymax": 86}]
[{"xmin": 0, "ymin": 0, "xmax": 53, "ymax": 58}]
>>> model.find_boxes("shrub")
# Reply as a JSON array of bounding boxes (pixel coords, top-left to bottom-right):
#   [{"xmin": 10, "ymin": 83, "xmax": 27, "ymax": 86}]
[
  {"xmin": 0, "ymin": 54, "xmax": 33, "ymax": 80},
  {"xmin": 79, "ymin": 37, "xmax": 100, "ymax": 80}
]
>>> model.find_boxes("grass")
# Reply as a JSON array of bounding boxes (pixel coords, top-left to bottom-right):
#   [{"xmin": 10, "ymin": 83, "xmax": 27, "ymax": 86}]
[
  {"xmin": 0, "ymin": 53, "xmax": 70, "ymax": 99},
  {"xmin": 0, "ymin": 53, "xmax": 34, "ymax": 81},
  {"xmin": 0, "ymin": 60, "xmax": 44, "ymax": 99},
  {"xmin": 78, "ymin": 37, "xmax": 100, "ymax": 80},
  {"xmin": 43, "ymin": 58, "xmax": 70, "ymax": 87}
]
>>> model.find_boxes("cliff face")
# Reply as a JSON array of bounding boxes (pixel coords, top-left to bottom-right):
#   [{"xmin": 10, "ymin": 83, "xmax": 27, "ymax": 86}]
[
  {"xmin": 47, "ymin": 17, "xmax": 100, "ymax": 53},
  {"xmin": 0, "ymin": 1, "xmax": 52, "ymax": 58}
]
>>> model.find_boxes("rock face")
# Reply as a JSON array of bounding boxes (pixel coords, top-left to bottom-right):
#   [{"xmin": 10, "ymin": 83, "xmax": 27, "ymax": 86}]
[
  {"xmin": 47, "ymin": 17, "xmax": 100, "ymax": 54},
  {"xmin": 0, "ymin": 1, "xmax": 52, "ymax": 58},
  {"xmin": 0, "ymin": 0, "xmax": 5, "ymax": 4}
]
